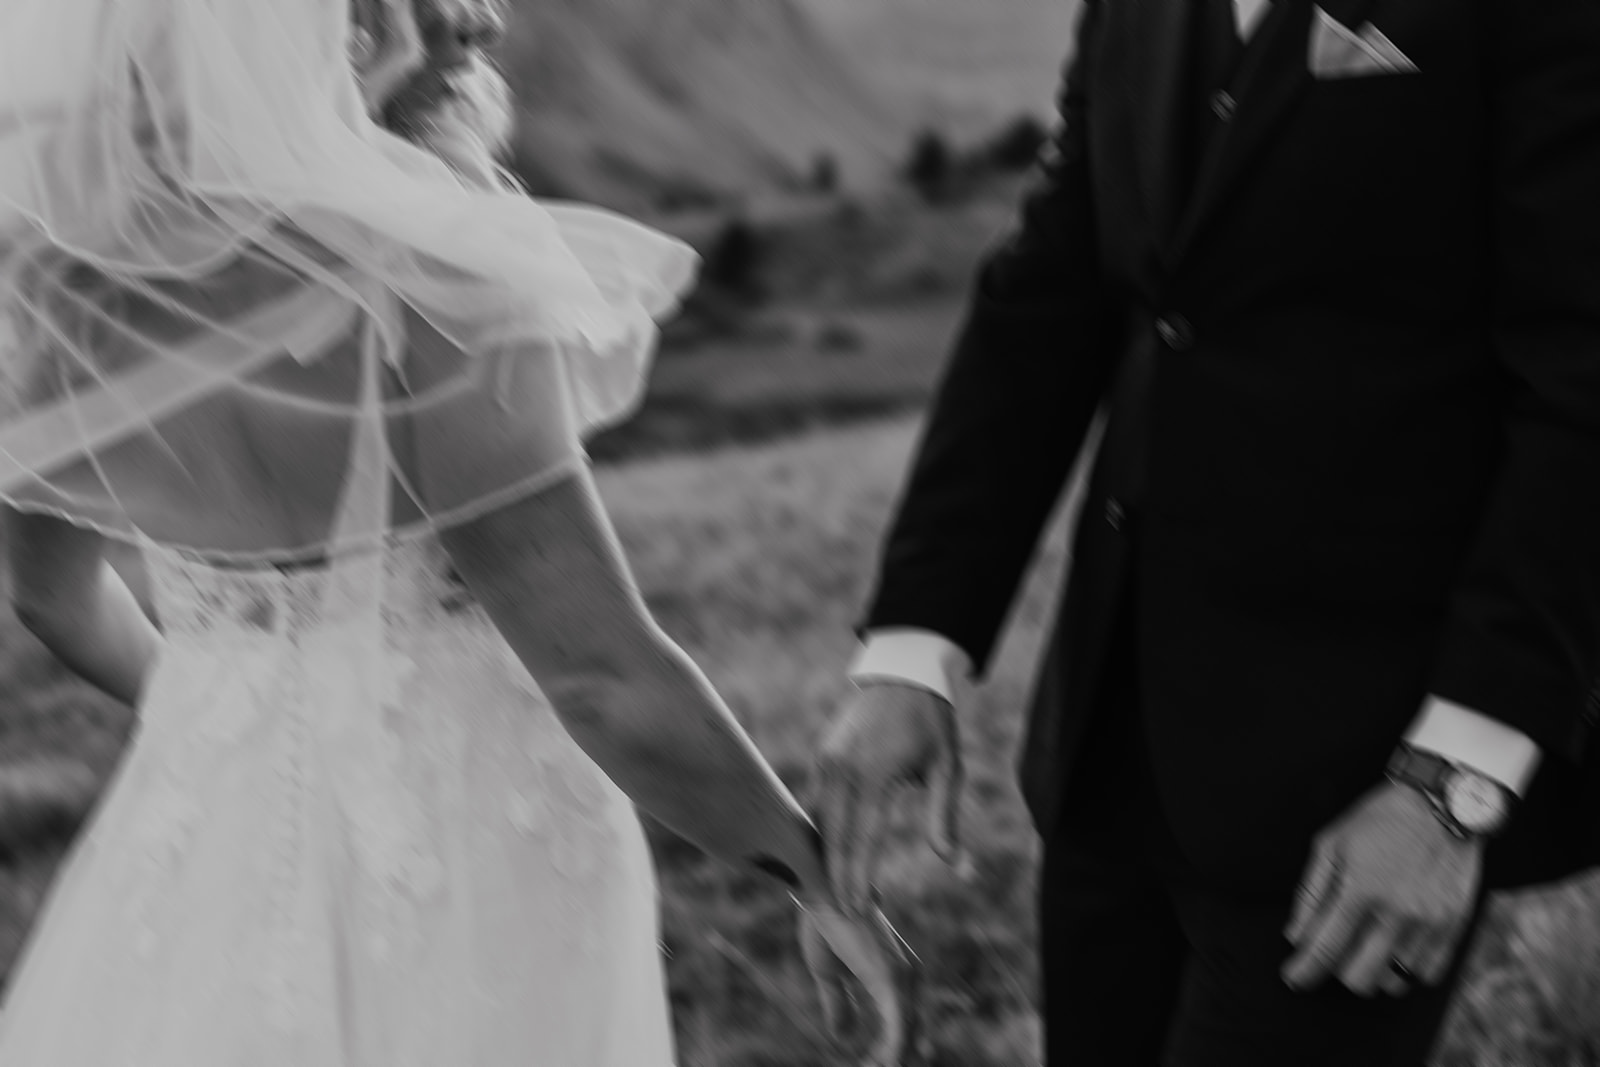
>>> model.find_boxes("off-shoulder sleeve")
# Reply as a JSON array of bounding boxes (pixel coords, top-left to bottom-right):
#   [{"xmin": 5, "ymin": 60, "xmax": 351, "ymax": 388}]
[{"xmin": 0, "ymin": 203, "xmax": 695, "ymax": 562}]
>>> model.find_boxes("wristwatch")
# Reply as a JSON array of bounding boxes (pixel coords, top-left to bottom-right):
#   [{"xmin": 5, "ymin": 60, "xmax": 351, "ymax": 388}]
[{"xmin": 1385, "ymin": 742, "xmax": 1516, "ymax": 840}]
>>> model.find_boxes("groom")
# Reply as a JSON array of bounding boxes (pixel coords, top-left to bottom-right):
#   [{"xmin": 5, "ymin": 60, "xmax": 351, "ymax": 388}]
[{"xmin": 813, "ymin": 0, "xmax": 1600, "ymax": 1063}]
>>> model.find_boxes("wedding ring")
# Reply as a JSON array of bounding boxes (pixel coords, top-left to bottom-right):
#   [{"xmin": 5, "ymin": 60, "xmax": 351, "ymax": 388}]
[{"xmin": 1388, "ymin": 957, "xmax": 1415, "ymax": 984}]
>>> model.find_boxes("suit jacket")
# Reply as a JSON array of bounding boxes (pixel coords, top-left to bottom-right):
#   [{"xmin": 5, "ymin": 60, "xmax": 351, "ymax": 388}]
[{"xmin": 861, "ymin": 0, "xmax": 1600, "ymax": 892}]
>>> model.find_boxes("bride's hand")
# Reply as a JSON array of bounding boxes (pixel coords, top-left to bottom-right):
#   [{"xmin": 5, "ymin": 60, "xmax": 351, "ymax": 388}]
[{"xmin": 795, "ymin": 890, "xmax": 915, "ymax": 1066}]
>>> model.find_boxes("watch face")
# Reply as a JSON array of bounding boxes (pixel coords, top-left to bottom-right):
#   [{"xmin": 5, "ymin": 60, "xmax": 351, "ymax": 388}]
[{"xmin": 1445, "ymin": 772, "xmax": 1510, "ymax": 834}]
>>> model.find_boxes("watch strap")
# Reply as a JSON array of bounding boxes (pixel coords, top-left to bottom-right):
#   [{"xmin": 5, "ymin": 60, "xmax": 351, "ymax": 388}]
[
  {"xmin": 1385, "ymin": 742, "xmax": 1514, "ymax": 840},
  {"xmin": 1385, "ymin": 744, "xmax": 1455, "ymax": 797}
]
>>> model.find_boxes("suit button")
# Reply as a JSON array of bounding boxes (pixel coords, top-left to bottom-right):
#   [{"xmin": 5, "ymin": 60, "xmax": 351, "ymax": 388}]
[
  {"xmin": 1155, "ymin": 314, "xmax": 1195, "ymax": 351},
  {"xmin": 1105, "ymin": 497, "xmax": 1126, "ymax": 531},
  {"xmin": 1210, "ymin": 90, "xmax": 1237, "ymax": 121}
]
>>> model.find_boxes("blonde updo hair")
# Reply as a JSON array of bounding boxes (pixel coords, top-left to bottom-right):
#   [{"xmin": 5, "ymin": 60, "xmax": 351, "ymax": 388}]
[{"xmin": 355, "ymin": 0, "xmax": 516, "ymax": 169}]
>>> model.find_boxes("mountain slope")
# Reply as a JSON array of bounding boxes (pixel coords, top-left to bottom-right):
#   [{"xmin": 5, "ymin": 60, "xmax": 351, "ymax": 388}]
[
  {"xmin": 497, "ymin": 0, "xmax": 902, "ymax": 209},
  {"xmin": 801, "ymin": 0, "xmax": 1082, "ymax": 137}
]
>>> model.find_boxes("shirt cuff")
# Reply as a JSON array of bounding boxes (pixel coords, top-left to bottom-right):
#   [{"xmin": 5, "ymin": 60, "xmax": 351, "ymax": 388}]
[
  {"xmin": 1403, "ymin": 694, "xmax": 1543, "ymax": 796},
  {"xmin": 848, "ymin": 628, "xmax": 972, "ymax": 705}
]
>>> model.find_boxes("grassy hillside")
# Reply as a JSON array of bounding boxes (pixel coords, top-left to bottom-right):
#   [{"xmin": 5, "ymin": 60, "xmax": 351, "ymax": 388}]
[
  {"xmin": 800, "ymin": 0, "xmax": 1083, "ymax": 138},
  {"xmin": 496, "ymin": 0, "xmax": 903, "ymax": 209},
  {"xmin": 491, "ymin": 0, "xmax": 1081, "ymax": 209}
]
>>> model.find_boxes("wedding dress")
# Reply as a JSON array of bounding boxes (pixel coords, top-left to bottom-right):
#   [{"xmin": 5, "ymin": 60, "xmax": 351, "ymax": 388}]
[
  {"xmin": 0, "ymin": 542, "xmax": 678, "ymax": 1066},
  {"xmin": 0, "ymin": 0, "xmax": 697, "ymax": 1062}
]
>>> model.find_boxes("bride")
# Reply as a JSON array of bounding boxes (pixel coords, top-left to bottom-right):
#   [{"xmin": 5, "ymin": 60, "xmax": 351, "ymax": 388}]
[{"xmin": 0, "ymin": 0, "xmax": 903, "ymax": 1063}]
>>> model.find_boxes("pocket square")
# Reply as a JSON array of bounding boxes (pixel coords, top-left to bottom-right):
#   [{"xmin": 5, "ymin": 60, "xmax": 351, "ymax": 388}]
[{"xmin": 1308, "ymin": 6, "xmax": 1419, "ymax": 79}]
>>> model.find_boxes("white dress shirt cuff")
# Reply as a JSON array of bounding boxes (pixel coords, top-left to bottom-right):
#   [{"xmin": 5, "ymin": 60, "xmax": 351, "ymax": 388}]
[
  {"xmin": 1404, "ymin": 695, "xmax": 1543, "ymax": 796},
  {"xmin": 848, "ymin": 628, "xmax": 971, "ymax": 705}
]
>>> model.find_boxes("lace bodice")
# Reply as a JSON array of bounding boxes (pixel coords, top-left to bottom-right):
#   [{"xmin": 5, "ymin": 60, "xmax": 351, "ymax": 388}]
[
  {"xmin": 145, "ymin": 539, "xmax": 466, "ymax": 642},
  {"xmin": 107, "ymin": 540, "xmax": 631, "ymax": 1036}
]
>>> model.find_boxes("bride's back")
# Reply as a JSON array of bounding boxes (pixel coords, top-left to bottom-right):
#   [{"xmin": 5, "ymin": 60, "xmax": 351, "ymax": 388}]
[{"xmin": 4, "ymin": 239, "xmax": 593, "ymax": 563}]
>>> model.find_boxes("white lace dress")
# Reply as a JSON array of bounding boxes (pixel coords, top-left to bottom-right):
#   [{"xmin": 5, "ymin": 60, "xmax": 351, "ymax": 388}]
[
  {"xmin": 0, "ymin": 3, "xmax": 701, "ymax": 1060},
  {"xmin": 0, "ymin": 540, "xmax": 676, "ymax": 1066}
]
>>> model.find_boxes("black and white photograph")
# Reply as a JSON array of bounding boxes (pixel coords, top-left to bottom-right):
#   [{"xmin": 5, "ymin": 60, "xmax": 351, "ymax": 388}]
[{"xmin": 0, "ymin": 0, "xmax": 1598, "ymax": 1064}]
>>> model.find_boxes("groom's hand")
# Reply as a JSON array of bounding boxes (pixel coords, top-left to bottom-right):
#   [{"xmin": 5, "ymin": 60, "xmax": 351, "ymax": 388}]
[
  {"xmin": 812, "ymin": 683, "xmax": 967, "ymax": 914},
  {"xmin": 1282, "ymin": 782, "xmax": 1483, "ymax": 997}
]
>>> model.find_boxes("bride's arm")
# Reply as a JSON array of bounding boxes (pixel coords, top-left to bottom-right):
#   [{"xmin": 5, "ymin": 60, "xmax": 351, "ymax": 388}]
[
  {"xmin": 439, "ymin": 470, "xmax": 830, "ymax": 899},
  {"xmin": 6, "ymin": 511, "xmax": 162, "ymax": 707}
]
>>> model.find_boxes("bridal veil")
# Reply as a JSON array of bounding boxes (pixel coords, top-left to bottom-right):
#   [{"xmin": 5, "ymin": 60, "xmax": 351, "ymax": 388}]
[{"xmin": 0, "ymin": 0, "xmax": 697, "ymax": 561}]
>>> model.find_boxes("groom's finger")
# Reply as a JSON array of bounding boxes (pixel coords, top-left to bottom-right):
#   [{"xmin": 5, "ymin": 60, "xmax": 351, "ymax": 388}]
[
  {"xmin": 815, "ymin": 766, "xmax": 860, "ymax": 903},
  {"xmin": 1376, "ymin": 920, "xmax": 1426, "ymax": 997},
  {"xmin": 1283, "ymin": 885, "xmax": 1366, "ymax": 990},
  {"xmin": 1414, "ymin": 912, "xmax": 1469, "ymax": 986},
  {"xmin": 926, "ymin": 722, "xmax": 967, "ymax": 871},
  {"xmin": 797, "ymin": 912, "xmax": 846, "ymax": 1039},
  {"xmin": 1337, "ymin": 911, "xmax": 1403, "ymax": 996},
  {"xmin": 842, "ymin": 784, "xmax": 893, "ymax": 912},
  {"xmin": 1286, "ymin": 838, "xmax": 1340, "ymax": 943}
]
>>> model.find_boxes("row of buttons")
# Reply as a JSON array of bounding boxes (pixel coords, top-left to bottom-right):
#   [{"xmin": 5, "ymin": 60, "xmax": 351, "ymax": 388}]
[
  {"xmin": 1100, "ymin": 72, "xmax": 1226, "ymax": 538},
  {"xmin": 1142, "ymin": 78, "xmax": 1230, "ymax": 537},
  {"xmin": 1114, "ymin": 76, "xmax": 1232, "ymax": 530},
  {"xmin": 1106, "ymin": 311, "xmax": 1198, "ymax": 531}
]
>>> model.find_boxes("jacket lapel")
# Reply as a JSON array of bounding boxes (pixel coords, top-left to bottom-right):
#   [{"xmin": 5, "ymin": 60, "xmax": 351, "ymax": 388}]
[
  {"xmin": 1165, "ymin": 0, "xmax": 1384, "ymax": 264},
  {"xmin": 1134, "ymin": 0, "xmax": 1194, "ymax": 247}
]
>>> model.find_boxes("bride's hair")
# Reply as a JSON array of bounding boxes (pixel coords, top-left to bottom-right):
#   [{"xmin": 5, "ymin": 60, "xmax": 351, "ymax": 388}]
[
  {"xmin": 387, "ymin": 50, "xmax": 517, "ymax": 193},
  {"xmin": 420, "ymin": 51, "xmax": 515, "ymax": 160},
  {"xmin": 362, "ymin": 0, "xmax": 515, "ymax": 163}
]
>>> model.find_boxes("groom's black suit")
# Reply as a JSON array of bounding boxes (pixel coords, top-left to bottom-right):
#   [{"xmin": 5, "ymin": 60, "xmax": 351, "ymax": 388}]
[{"xmin": 861, "ymin": 0, "xmax": 1600, "ymax": 1061}]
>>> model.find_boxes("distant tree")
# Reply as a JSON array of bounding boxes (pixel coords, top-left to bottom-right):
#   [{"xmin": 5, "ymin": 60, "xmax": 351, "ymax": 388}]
[
  {"xmin": 809, "ymin": 152, "xmax": 839, "ymax": 194},
  {"xmin": 814, "ymin": 320, "xmax": 864, "ymax": 354},
  {"xmin": 903, "ymin": 128, "xmax": 952, "ymax": 202},
  {"xmin": 652, "ymin": 185, "xmax": 724, "ymax": 213},
  {"xmin": 830, "ymin": 196, "xmax": 868, "ymax": 231},
  {"xmin": 702, "ymin": 216, "xmax": 767, "ymax": 302},
  {"xmin": 985, "ymin": 114, "xmax": 1050, "ymax": 172}
]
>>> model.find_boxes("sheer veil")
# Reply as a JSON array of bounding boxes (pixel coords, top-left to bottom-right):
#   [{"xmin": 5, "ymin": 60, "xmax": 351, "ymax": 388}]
[{"xmin": 0, "ymin": 0, "xmax": 698, "ymax": 561}]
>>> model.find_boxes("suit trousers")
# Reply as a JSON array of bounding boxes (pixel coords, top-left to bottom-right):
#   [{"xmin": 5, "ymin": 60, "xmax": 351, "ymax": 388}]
[{"xmin": 1037, "ymin": 552, "xmax": 1490, "ymax": 1067}]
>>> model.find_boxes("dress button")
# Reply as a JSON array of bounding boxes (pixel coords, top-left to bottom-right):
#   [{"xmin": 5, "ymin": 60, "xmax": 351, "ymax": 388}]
[
  {"xmin": 1155, "ymin": 314, "xmax": 1195, "ymax": 351},
  {"xmin": 1211, "ymin": 90, "xmax": 1237, "ymax": 121},
  {"xmin": 1105, "ymin": 497, "xmax": 1126, "ymax": 531}
]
